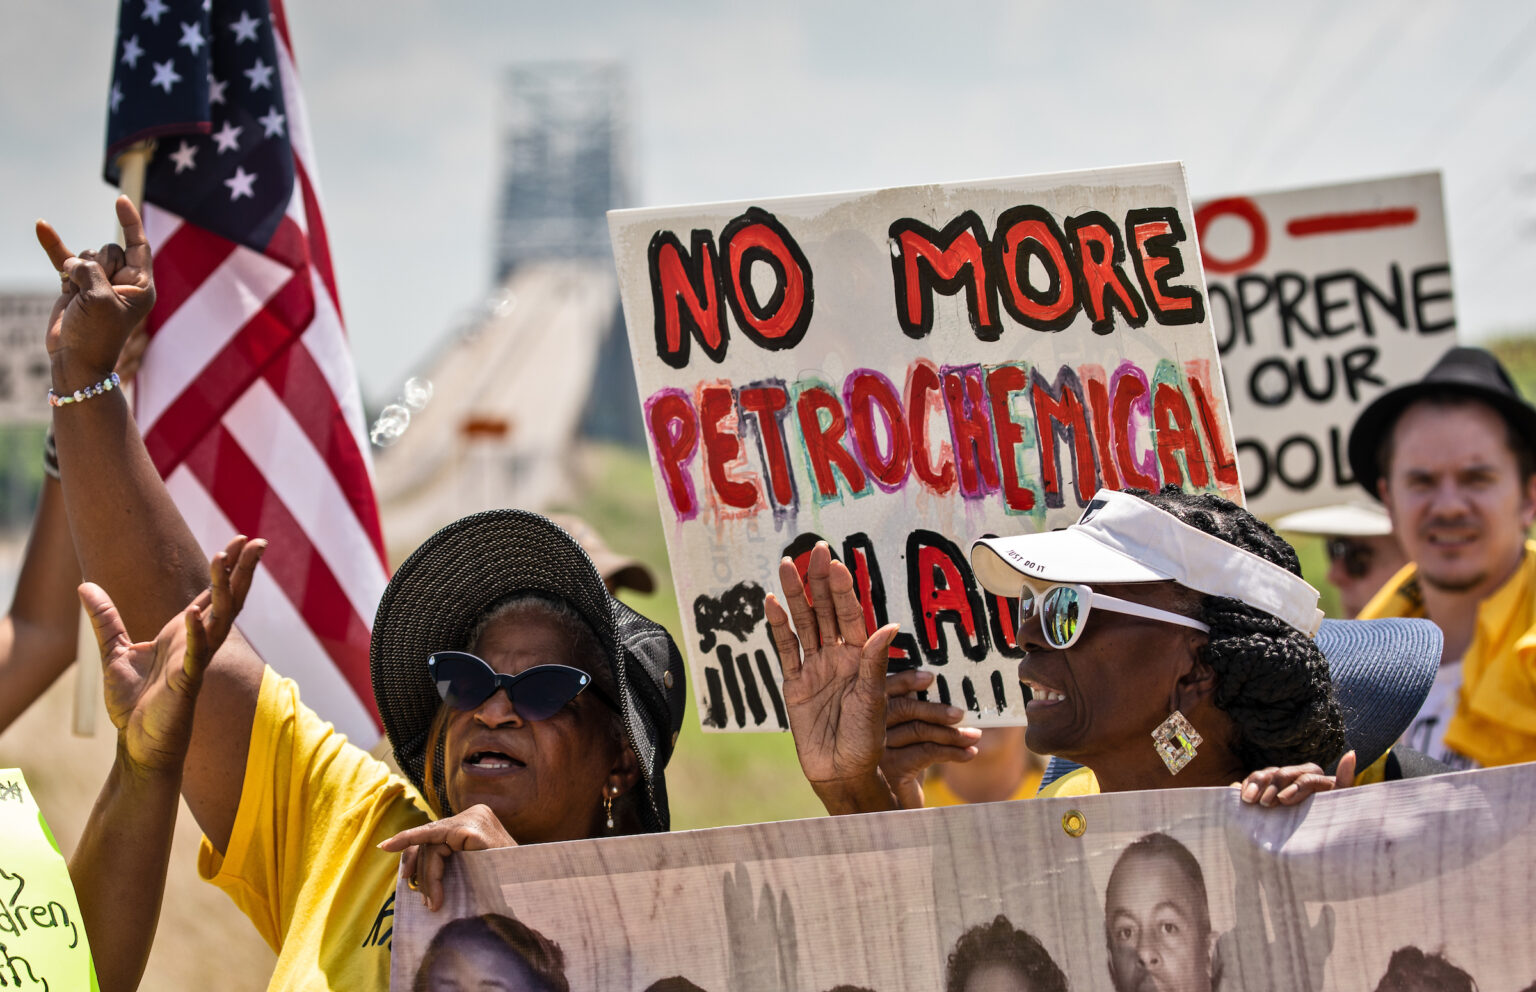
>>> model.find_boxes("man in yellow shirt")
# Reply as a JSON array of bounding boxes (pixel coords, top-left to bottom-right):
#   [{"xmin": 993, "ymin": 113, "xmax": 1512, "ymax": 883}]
[{"xmin": 1348, "ymin": 346, "xmax": 1536, "ymax": 768}]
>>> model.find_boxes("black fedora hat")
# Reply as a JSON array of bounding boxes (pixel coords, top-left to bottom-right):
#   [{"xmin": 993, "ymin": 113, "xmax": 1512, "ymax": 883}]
[
  {"xmin": 370, "ymin": 509, "xmax": 686, "ymax": 832},
  {"xmin": 1347, "ymin": 346, "xmax": 1536, "ymax": 499}
]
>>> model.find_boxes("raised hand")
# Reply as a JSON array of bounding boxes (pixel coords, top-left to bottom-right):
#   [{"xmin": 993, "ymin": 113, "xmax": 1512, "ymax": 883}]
[
  {"xmin": 878, "ymin": 668, "xmax": 981, "ymax": 809},
  {"xmin": 35, "ymin": 195, "xmax": 156, "ymax": 388},
  {"xmin": 378, "ymin": 804, "xmax": 516, "ymax": 913},
  {"xmin": 85, "ymin": 534, "xmax": 265, "ymax": 776},
  {"xmin": 765, "ymin": 542, "xmax": 899, "ymax": 813}
]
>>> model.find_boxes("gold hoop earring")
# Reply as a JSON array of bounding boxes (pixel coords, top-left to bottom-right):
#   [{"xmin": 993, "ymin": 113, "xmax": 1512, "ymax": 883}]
[{"xmin": 1152, "ymin": 710, "xmax": 1203, "ymax": 775}]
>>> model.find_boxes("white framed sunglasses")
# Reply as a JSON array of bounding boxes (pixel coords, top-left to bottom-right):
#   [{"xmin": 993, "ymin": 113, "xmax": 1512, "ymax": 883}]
[{"xmin": 1019, "ymin": 581, "xmax": 1210, "ymax": 650}]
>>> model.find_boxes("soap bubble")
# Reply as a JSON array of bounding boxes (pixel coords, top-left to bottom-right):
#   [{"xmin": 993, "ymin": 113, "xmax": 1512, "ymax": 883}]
[
  {"xmin": 369, "ymin": 403, "xmax": 412, "ymax": 447},
  {"xmin": 401, "ymin": 376, "xmax": 434, "ymax": 410}
]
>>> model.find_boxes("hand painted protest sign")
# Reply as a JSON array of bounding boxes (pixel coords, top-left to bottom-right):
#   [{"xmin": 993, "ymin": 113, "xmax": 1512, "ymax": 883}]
[
  {"xmin": 1196, "ymin": 173, "xmax": 1456, "ymax": 518},
  {"xmin": 391, "ymin": 763, "xmax": 1536, "ymax": 992},
  {"xmin": 0, "ymin": 295, "xmax": 55, "ymax": 426},
  {"xmin": 609, "ymin": 163, "xmax": 1240, "ymax": 730},
  {"xmin": 0, "ymin": 769, "xmax": 96, "ymax": 991}
]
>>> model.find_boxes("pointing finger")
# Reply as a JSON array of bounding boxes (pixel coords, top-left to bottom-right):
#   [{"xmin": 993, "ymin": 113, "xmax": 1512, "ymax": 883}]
[
  {"xmin": 116, "ymin": 195, "xmax": 153, "ymax": 272},
  {"xmin": 35, "ymin": 219, "xmax": 74, "ymax": 272}
]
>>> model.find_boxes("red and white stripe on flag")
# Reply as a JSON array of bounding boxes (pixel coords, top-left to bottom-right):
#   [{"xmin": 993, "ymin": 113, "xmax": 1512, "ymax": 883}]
[{"xmin": 134, "ymin": 4, "xmax": 389, "ymax": 745}]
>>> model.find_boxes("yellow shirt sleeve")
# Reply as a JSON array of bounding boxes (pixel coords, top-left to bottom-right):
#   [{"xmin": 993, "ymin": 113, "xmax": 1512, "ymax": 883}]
[
  {"xmin": 1034, "ymin": 766, "xmax": 1100, "ymax": 798},
  {"xmin": 198, "ymin": 667, "xmax": 432, "ymax": 992}
]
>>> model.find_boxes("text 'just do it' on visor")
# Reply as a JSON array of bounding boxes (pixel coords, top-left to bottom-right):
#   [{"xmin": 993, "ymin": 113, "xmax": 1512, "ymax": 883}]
[{"xmin": 969, "ymin": 489, "xmax": 1325, "ymax": 637}]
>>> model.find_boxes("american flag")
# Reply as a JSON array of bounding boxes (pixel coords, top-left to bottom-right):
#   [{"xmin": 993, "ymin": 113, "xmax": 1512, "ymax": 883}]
[{"xmin": 105, "ymin": 0, "xmax": 389, "ymax": 743}]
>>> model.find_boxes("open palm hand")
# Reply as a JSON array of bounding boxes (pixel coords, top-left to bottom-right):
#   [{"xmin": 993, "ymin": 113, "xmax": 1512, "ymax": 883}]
[
  {"xmin": 766, "ymin": 543, "xmax": 898, "ymax": 792},
  {"xmin": 86, "ymin": 535, "xmax": 264, "ymax": 775}
]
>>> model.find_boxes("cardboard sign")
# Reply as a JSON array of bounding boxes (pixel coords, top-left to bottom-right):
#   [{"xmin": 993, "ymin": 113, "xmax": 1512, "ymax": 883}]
[
  {"xmin": 391, "ymin": 764, "xmax": 1536, "ymax": 992},
  {"xmin": 0, "ymin": 295, "xmax": 56, "ymax": 427},
  {"xmin": 609, "ymin": 163, "xmax": 1240, "ymax": 731},
  {"xmin": 0, "ymin": 769, "xmax": 96, "ymax": 991},
  {"xmin": 1195, "ymin": 173, "xmax": 1456, "ymax": 517}
]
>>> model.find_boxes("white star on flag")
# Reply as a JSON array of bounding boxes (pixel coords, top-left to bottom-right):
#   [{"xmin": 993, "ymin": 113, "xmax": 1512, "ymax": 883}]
[
  {"xmin": 110, "ymin": 83, "xmax": 124, "ymax": 113},
  {"xmin": 178, "ymin": 21, "xmax": 206, "ymax": 54},
  {"xmin": 141, "ymin": 0, "xmax": 169, "ymax": 25},
  {"xmin": 224, "ymin": 166, "xmax": 257, "ymax": 201},
  {"xmin": 150, "ymin": 59, "xmax": 182, "ymax": 94},
  {"xmin": 121, "ymin": 35, "xmax": 144, "ymax": 68},
  {"xmin": 257, "ymin": 106, "xmax": 286, "ymax": 138},
  {"xmin": 229, "ymin": 10, "xmax": 261, "ymax": 43},
  {"xmin": 169, "ymin": 141, "xmax": 199, "ymax": 174},
  {"xmin": 244, "ymin": 58, "xmax": 275, "ymax": 91},
  {"xmin": 212, "ymin": 120, "xmax": 244, "ymax": 153},
  {"xmin": 209, "ymin": 75, "xmax": 228, "ymax": 105}
]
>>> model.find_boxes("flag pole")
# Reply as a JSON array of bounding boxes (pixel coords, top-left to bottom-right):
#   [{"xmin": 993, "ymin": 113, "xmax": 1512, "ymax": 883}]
[{"xmin": 72, "ymin": 138, "xmax": 157, "ymax": 738}]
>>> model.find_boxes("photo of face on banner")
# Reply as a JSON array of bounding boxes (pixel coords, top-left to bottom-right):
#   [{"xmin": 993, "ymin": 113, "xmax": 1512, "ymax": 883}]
[
  {"xmin": 1102, "ymin": 834, "xmax": 1214, "ymax": 992},
  {"xmin": 412, "ymin": 914, "xmax": 569, "ymax": 992},
  {"xmin": 944, "ymin": 915, "xmax": 1068, "ymax": 992}
]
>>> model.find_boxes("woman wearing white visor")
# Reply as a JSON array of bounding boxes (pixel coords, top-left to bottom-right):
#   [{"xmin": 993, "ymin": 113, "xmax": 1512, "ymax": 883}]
[{"xmin": 767, "ymin": 486, "xmax": 1443, "ymax": 810}]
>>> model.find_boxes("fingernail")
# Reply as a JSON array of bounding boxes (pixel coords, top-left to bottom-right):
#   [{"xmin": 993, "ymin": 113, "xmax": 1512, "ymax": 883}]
[
  {"xmin": 945, "ymin": 706, "xmax": 963, "ymax": 720},
  {"xmin": 914, "ymin": 670, "xmax": 934, "ymax": 686}
]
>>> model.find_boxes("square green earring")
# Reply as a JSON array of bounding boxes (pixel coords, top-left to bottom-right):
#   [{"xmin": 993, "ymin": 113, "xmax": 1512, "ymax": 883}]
[{"xmin": 1152, "ymin": 710, "xmax": 1203, "ymax": 775}]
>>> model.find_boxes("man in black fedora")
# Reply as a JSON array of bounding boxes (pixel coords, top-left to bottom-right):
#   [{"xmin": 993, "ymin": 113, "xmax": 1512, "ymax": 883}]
[{"xmin": 1348, "ymin": 346, "xmax": 1536, "ymax": 769}]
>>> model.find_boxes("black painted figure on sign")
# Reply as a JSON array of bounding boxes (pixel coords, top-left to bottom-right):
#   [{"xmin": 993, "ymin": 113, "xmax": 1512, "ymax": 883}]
[{"xmin": 694, "ymin": 581, "xmax": 766, "ymax": 653}]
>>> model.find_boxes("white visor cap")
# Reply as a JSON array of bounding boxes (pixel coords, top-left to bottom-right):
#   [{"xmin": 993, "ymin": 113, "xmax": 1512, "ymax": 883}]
[{"xmin": 971, "ymin": 489, "xmax": 1324, "ymax": 637}]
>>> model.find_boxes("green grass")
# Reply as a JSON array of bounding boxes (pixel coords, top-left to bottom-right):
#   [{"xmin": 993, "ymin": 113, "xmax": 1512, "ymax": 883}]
[{"xmin": 554, "ymin": 443, "xmax": 826, "ymax": 831}]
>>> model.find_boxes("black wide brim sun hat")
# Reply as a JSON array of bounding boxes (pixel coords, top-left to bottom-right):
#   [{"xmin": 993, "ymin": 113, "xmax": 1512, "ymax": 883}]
[
  {"xmin": 370, "ymin": 509, "xmax": 686, "ymax": 833},
  {"xmin": 1347, "ymin": 346, "xmax": 1536, "ymax": 499}
]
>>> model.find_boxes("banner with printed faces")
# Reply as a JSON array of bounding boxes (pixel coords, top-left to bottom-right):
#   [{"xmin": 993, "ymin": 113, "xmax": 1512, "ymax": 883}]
[
  {"xmin": 391, "ymin": 763, "xmax": 1536, "ymax": 992},
  {"xmin": 608, "ymin": 163, "xmax": 1240, "ymax": 731},
  {"xmin": 1195, "ymin": 172, "xmax": 1456, "ymax": 518}
]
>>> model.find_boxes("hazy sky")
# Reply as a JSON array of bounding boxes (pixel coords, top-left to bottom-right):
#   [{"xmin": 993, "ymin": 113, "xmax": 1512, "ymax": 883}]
[{"xmin": 3, "ymin": 1, "xmax": 1534, "ymax": 401}]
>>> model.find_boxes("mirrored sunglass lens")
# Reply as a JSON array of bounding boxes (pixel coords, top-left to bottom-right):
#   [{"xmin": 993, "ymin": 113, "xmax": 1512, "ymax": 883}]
[
  {"xmin": 1018, "ymin": 588, "xmax": 1037, "ymax": 620},
  {"xmin": 508, "ymin": 667, "xmax": 590, "ymax": 721},
  {"xmin": 1042, "ymin": 586, "xmax": 1081, "ymax": 646},
  {"xmin": 431, "ymin": 653, "xmax": 495, "ymax": 711}
]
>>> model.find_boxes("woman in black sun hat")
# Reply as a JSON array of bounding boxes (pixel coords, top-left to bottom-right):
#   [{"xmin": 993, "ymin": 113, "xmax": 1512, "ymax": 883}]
[{"xmin": 37, "ymin": 198, "xmax": 686, "ymax": 992}]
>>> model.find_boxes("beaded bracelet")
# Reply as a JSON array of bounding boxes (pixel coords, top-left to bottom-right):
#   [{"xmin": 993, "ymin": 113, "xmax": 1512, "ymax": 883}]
[{"xmin": 48, "ymin": 372, "xmax": 121, "ymax": 408}]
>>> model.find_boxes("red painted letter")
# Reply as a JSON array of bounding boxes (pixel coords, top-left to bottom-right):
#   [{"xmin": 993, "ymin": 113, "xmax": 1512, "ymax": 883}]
[{"xmin": 645, "ymin": 389, "xmax": 700, "ymax": 519}]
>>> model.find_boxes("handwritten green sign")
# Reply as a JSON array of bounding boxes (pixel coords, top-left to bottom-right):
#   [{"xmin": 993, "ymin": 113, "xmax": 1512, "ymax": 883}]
[{"xmin": 0, "ymin": 769, "xmax": 96, "ymax": 991}]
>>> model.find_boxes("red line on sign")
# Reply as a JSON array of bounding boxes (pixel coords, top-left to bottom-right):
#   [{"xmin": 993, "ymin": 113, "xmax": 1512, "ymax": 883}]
[{"xmin": 1286, "ymin": 208, "xmax": 1418, "ymax": 237}]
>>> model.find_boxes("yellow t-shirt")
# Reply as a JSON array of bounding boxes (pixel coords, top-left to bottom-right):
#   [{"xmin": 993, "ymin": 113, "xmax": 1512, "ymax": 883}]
[
  {"xmin": 1359, "ymin": 539, "xmax": 1536, "ymax": 767},
  {"xmin": 1035, "ymin": 766, "xmax": 1098, "ymax": 797},
  {"xmin": 924, "ymin": 765, "xmax": 1044, "ymax": 806},
  {"xmin": 198, "ymin": 667, "xmax": 433, "ymax": 992}
]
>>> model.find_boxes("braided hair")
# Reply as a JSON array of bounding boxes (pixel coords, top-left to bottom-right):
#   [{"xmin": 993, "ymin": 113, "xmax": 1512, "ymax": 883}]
[{"xmin": 1133, "ymin": 486, "xmax": 1346, "ymax": 771}]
